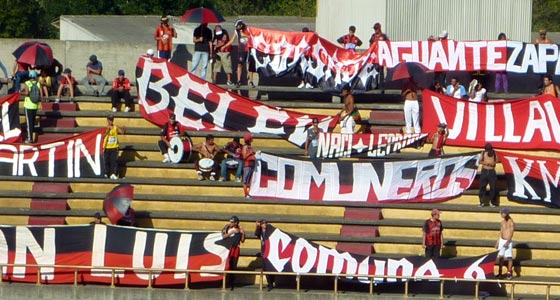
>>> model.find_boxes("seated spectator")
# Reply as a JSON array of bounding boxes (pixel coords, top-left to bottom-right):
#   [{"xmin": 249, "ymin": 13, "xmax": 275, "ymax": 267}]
[
  {"xmin": 428, "ymin": 123, "xmax": 448, "ymax": 157},
  {"xmin": 43, "ymin": 58, "xmax": 63, "ymax": 94},
  {"xmin": 430, "ymin": 80, "xmax": 445, "ymax": 95},
  {"xmin": 219, "ymin": 137, "xmax": 243, "ymax": 182},
  {"xmin": 468, "ymin": 80, "xmax": 487, "ymax": 102},
  {"xmin": 535, "ymin": 29, "xmax": 553, "ymax": 44},
  {"xmin": 56, "ymin": 68, "xmax": 76, "ymax": 103},
  {"xmin": 193, "ymin": 134, "xmax": 220, "ymax": 181},
  {"xmin": 90, "ymin": 212, "xmax": 106, "ymax": 225},
  {"xmin": 445, "ymin": 77, "xmax": 467, "ymax": 99},
  {"xmin": 38, "ymin": 71, "xmax": 51, "ymax": 101},
  {"xmin": 541, "ymin": 74, "xmax": 560, "ymax": 98},
  {"xmin": 12, "ymin": 60, "xmax": 30, "ymax": 92},
  {"xmin": 111, "ymin": 69, "xmax": 133, "ymax": 112},
  {"xmin": 158, "ymin": 113, "xmax": 182, "ymax": 163},
  {"xmin": 117, "ymin": 207, "xmax": 138, "ymax": 227},
  {"xmin": 82, "ymin": 54, "xmax": 106, "ymax": 96}
]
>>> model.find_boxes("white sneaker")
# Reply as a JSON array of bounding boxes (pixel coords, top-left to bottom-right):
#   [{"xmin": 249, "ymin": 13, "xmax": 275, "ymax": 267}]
[
  {"xmin": 305, "ymin": 83, "xmax": 314, "ymax": 89},
  {"xmin": 55, "ymin": 98, "xmax": 60, "ymax": 103},
  {"xmin": 219, "ymin": 177, "xmax": 225, "ymax": 182},
  {"xmin": 110, "ymin": 174, "xmax": 118, "ymax": 180},
  {"xmin": 209, "ymin": 175, "xmax": 216, "ymax": 181},
  {"xmin": 235, "ymin": 177, "xmax": 242, "ymax": 182},
  {"xmin": 124, "ymin": 106, "xmax": 131, "ymax": 112},
  {"xmin": 111, "ymin": 107, "xmax": 117, "ymax": 112},
  {"xmin": 198, "ymin": 174, "xmax": 204, "ymax": 181},
  {"xmin": 297, "ymin": 82, "xmax": 305, "ymax": 89},
  {"xmin": 162, "ymin": 154, "xmax": 171, "ymax": 163}
]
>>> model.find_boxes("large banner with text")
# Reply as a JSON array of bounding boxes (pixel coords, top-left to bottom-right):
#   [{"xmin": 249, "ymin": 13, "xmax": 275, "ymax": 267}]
[
  {"xmin": 0, "ymin": 93, "xmax": 22, "ymax": 143},
  {"xmin": 0, "ymin": 128, "xmax": 104, "ymax": 178},
  {"xmin": 136, "ymin": 56, "xmax": 338, "ymax": 148},
  {"xmin": 498, "ymin": 151, "xmax": 560, "ymax": 208},
  {"xmin": 250, "ymin": 152, "xmax": 479, "ymax": 202},
  {"xmin": 263, "ymin": 225, "xmax": 497, "ymax": 283},
  {"xmin": 0, "ymin": 225, "xmax": 235, "ymax": 285},
  {"xmin": 316, "ymin": 132, "xmax": 427, "ymax": 158},
  {"xmin": 422, "ymin": 90, "xmax": 560, "ymax": 150}
]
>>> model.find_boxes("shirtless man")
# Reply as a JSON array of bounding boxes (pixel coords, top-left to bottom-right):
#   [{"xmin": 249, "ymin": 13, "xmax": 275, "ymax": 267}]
[
  {"xmin": 496, "ymin": 208, "xmax": 515, "ymax": 280},
  {"xmin": 428, "ymin": 123, "xmax": 448, "ymax": 156},
  {"xmin": 534, "ymin": 29, "xmax": 553, "ymax": 45},
  {"xmin": 541, "ymin": 74, "xmax": 560, "ymax": 98},
  {"xmin": 338, "ymin": 86, "xmax": 357, "ymax": 134},
  {"xmin": 479, "ymin": 143, "xmax": 498, "ymax": 207},
  {"xmin": 193, "ymin": 134, "xmax": 220, "ymax": 181},
  {"xmin": 402, "ymin": 79, "xmax": 420, "ymax": 134}
]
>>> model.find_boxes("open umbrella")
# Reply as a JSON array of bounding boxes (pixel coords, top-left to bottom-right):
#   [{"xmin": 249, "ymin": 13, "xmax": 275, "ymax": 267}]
[
  {"xmin": 103, "ymin": 184, "xmax": 134, "ymax": 225},
  {"xmin": 385, "ymin": 62, "xmax": 430, "ymax": 82},
  {"xmin": 180, "ymin": 7, "xmax": 225, "ymax": 23},
  {"xmin": 12, "ymin": 41, "xmax": 54, "ymax": 67}
]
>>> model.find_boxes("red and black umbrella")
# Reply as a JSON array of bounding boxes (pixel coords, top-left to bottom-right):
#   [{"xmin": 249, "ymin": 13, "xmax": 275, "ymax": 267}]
[
  {"xmin": 180, "ymin": 7, "xmax": 225, "ymax": 23},
  {"xmin": 385, "ymin": 62, "xmax": 430, "ymax": 82},
  {"xmin": 103, "ymin": 184, "xmax": 134, "ymax": 225},
  {"xmin": 12, "ymin": 41, "xmax": 54, "ymax": 67}
]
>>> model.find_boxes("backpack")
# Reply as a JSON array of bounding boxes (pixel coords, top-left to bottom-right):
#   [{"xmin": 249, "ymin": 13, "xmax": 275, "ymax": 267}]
[{"xmin": 29, "ymin": 81, "xmax": 40, "ymax": 104}]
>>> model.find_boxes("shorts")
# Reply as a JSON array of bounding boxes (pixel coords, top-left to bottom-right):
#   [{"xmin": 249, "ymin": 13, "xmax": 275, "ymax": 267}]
[
  {"xmin": 237, "ymin": 51, "xmax": 256, "ymax": 72},
  {"xmin": 213, "ymin": 52, "xmax": 232, "ymax": 74},
  {"xmin": 497, "ymin": 238, "xmax": 513, "ymax": 258}
]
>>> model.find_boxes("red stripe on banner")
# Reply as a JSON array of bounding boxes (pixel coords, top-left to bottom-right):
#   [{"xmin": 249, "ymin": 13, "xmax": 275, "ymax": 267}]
[{"xmin": 422, "ymin": 90, "xmax": 560, "ymax": 150}]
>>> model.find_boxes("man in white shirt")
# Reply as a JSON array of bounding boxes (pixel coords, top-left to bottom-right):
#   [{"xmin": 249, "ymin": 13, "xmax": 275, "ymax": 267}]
[{"xmin": 446, "ymin": 77, "xmax": 467, "ymax": 99}]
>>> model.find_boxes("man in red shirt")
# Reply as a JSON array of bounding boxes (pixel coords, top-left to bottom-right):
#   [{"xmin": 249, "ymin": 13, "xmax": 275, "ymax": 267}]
[
  {"xmin": 55, "ymin": 68, "xmax": 76, "ymax": 103},
  {"xmin": 422, "ymin": 209, "xmax": 444, "ymax": 259},
  {"xmin": 337, "ymin": 25, "xmax": 363, "ymax": 51},
  {"xmin": 154, "ymin": 16, "xmax": 177, "ymax": 60},
  {"xmin": 158, "ymin": 113, "xmax": 182, "ymax": 163},
  {"xmin": 111, "ymin": 70, "xmax": 133, "ymax": 112}
]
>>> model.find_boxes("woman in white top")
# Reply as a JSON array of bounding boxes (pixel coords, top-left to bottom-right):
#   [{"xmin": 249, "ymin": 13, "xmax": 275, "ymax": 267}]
[{"xmin": 468, "ymin": 80, "xmax": 487, "ymax": 102}]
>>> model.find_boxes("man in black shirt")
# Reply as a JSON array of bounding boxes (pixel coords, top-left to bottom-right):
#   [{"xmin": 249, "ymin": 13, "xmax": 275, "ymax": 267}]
[{"xmin": 191, "ymin": 23, "xmax": 213, "ymax": 80}]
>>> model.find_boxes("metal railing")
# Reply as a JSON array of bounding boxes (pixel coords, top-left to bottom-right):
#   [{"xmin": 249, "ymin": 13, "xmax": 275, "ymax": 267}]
[{"xmin": 0, "ymin": 263, "xmax": 558, "ymax": 300}]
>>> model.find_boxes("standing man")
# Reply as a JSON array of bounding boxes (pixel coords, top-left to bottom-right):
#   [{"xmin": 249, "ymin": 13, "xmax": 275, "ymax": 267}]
[
  {"xmin": 223, "ymin": 19, "xmax": 256, "ymax": 88},
  {"xmin": 82, "ymin": 54, "xmax": 106, "ymax": 97},
  {"xmin": 222, "ymin": 216, "xmax": 245, "ymax": 291},
  {"xmin": 22, "ymin": 70, "xmax": 42, "ymax": 143},
  {"xmin": 242, "ymin": 133, "xmax": 257, "ymax": 198},
  {"xmin": 254, "ymin": 219, "xmax": 275, "ymax": 291},
  {"xmin": 369, "ymin": 22, "xmax": 388, "ymax": 90},
  {"xmin": 212, "ymin": 25, "xmax": 233, "ymax": 85},
  {"xmin": 445, "ymin": 77, "xmax": 467, "ymax": 99},
  {"xmin": 337, "ymin": 86, "xmax": 358, "ymax": 134},
  {"xmin": 158, "ymin": 113, "xmax": 182, "ymax": 163},
  {"xmin": 422, "ymin": 208, "xmax": 444, "ymax": 259},
  {"xmin": 496, "ymin": 208, "xmax": 515, "ymax": 280},
  {"xmin": 154, "ymin": 16, "xmax": 177, "ymax": 60},
  {"xmin": 402, "ymin": 79, "xmax": 420, "ymax": 134},
  {"xmin": 110, "ymin": 70, "xmax": 133, "ymax": 112},
  {"xmin": 103, "ymin": 115, "xmax": 125, "ymax": 180},
  {"xmin": 479, "ymin": 143, "xmax": 498, "ymax": 207},
  {"xmin": 535, "ymin": 29, "xmax": 553, "ymax": 44},
  {"xmin": 428, "ymin": 123, "xmax": 448, "ymax": 157},
  {"xmin": 337, "ymin": 25, "xmax": 363, "ymax": 51},
  {"xmin": 191, "ymin": 23, "xmax": 213, "ymax": 80},
  {"xmin": 305, "ymin": 118, "xmax": 322, "ymax": 159}
]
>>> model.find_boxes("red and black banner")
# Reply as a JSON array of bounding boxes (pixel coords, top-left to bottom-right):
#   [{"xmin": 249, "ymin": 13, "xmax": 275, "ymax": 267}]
[
  {"xmin": 422, "ymin": 90, "xmax": 560, "ymax": 150},
  {"xmin": 0, "ymin": 128, "xmax": 104, "ymax": 177},
  {"xmin": 104, "ymin": 184, "xmax": 134, "ymax": 224},
  {"xmin": 0, "ymin": 224, "xmax": 235, "ymax": 285},
  {"xmin": 498, "ymin": 151, "xmax": 560, "ymax": 208},
  {"xmin": 263, "ymin": 225, "xmax": 497, "ymax": 282},
  {"xmin": 135, "ymin": 56, "xmax": 338, "ymax": 148},
  {"xmin": 316, "ymin": 132, "xmax": 427, "ymax": 158},
  {"xmin": 250, "ymin": 152, "xmax": 479, "ymax": 202},
  {"xmin": 0, "ymin": 93, "xmax": 22, "ymax": 143}
]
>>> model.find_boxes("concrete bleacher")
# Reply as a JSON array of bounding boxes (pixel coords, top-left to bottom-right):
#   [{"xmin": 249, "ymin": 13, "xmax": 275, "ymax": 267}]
[{"xmin": 4, "ymin": 85, "xmax": 560, "ymax": 297}]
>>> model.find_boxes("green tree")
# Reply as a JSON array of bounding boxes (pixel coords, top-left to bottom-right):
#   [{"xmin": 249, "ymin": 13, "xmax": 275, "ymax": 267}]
[
  {"xmin": 533, "ymin": 0, "xmax": 560, "ymax": 32},
  {"xmin": 0, "ymin": 0, "xmax": 46, "ymax": 38}
]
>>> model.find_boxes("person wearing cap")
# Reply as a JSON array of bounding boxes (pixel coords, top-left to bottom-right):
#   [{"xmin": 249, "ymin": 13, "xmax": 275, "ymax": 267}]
[
  {"xmin": 468, "ymin": 80, "xmax": 487, "ymax": 102},
  {"xmin": 496, "ymin": 208, "xmax": 515, "ymax": 280},
  {"xmin": 90, "ymin": 212, "xmax": 106, "ymax": 225},
  {"xmin": 254, "ymin": 219, "xmax": 275, "ymax": 291},
  {"xmin": 191, "ymin": 23, "xmax": 213, "ymax": 80},
  {"xmin": 219, "ymin": 137, "xmax": 243, "ymax": 182},
  {"xmin": 110, "ymin": 69, "xmax": 133, "ymax": 112},
  {"xmin": 445, "ymin": 77, "xmax": 467, "ymax": 99},
  {"xmin": 212, "ymin": 24, "xmax": 233, "ymax": 86},
  {"xmin": 154, "ymin": 16, "xmax": 177, "ymax": 60},
  {"xmin": 22, "ymin": 70, "xmax": 42, "ymax": 143},
  {"xmin": 337, "ymin": 25, "xmax": 363, "ymax": 51},
  {"xmin": 221, "ymin": 215, "xmax": 245, "ymax": 291},
  {"xmin": 159, "ymin": 113, "xmax": 182, "ymax": 163},
  {"xmin": 222, "ymin": 19, "xmax": 257, "ymax": 88},
  {"xmin": 422, "ymin": 208, "xmax": 444, "ymax": 259},
  {"xmin": 368, "ymin": 22, "xmax": 389, "ymax": 91},
  {"xmin": 103, "ymin": 114, "xmax": 125, "ymax": 180},
  {"xmin": 55, "ymin": 68, "xmax": 76, "ymax": 103},
  {"xmin": 146, "ymin": 49, "xmax": 155, "ymax": 57},
  {"xmin": 535, "ymin": 29, "xmax": 553, "ymax": 45},
  {"xmin": 438, "ymin": 30, "xmax": 448, "ymax": 41},
  {"xmin": 428, "ymin": 123, "xmax": 448, "ymax": 157},
  {"xmin": 242, "ymin": 133, "xmax": 257, "ymax": 198},
  {"xmin": 402, "ymin": 79, "xmax": 421, "ymax": 134},
  {"xmin": 305, "ymin": 118, "xmax": 322, "ymax": 159},
  {"xmin": 82, "ymin": 54, "xmax": 106, "ymax": 97},
  {"xmin": 192, "ymin": 134, "xmax": 220, "ymax": 181},
  {"xmin": 479, "ymin": 143, "xmax": 498, "ymax": 207}
]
